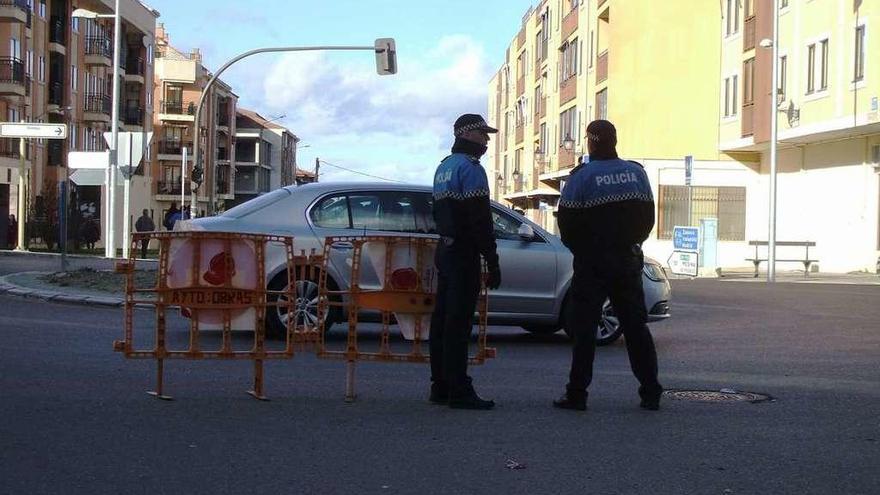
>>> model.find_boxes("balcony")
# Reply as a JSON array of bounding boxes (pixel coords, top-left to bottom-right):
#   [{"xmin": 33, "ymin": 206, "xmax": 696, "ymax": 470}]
[
  {"xmin": 559, "ymin": 147, "xmax": 576, "ymax": 169},
  {"xmin": 158, "ymin": 140, "xmax": 193, "ymax": 157},
  {"xmin": 124, "ymin": 106, "xmax": 144, "ymax": 127},
  {"xmin": 597, "ymin": 50, "xmax": 609, "ymax": 83},
  {"xmin": 49, "ymin": 16, "xmax": 66, "ymax": 55},
  {"xmin": 84, "ymin": 36, "xmax": 112, "ymax": 67},
  {"xmin": 562, "ymin": 6, "xmax": 578, "ymax": 40},
  {"xmin": 156, "ymin": 180, "xmax": 191, "ymax": 196},
  {"xmin": 47, "ymin": 140, "xmax": 64, "ymax": 167},
  {"xmin": 159, "ymin": 100, "xmax": 196, "ymax": 122},
  {"xmin": 48, "ymin": 81, "xmax": 64, "ymax": 107},
  {"xmin": 124, "ymin": 56, "xmax": 144, "ymax": 84},
  {"xmin": 83, "ymin": 94, "xmax": 111, "ymax": 123},
  {"xmin": 0, "ymin": 57, "xmax": 27, "ymax": 98},
  {"xmin": 744, "ymin": 16, "xmax": 756, "ymax": 52},
  {"xmin": 0, "ymin": 138, "xmax": 29, "ymax": 160},
  {"xmin": 0, "ymin": 0, "xmax": 29, "ymax": 24}
]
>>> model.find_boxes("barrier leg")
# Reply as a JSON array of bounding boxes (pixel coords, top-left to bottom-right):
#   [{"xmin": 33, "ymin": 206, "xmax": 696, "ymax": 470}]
[
  {"xmin": 248, "ymin": 359, "xmax": 269, "ymax": 401},
  {"xmin": 147, "ymin": 359, "xmax": 173, "ymax": 401},
  {"xmin": 345, "ymin": 360, "xmax": 356, "ymax": 403}
]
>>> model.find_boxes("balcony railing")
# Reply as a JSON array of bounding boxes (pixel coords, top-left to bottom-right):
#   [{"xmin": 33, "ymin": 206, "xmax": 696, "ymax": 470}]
[
  {"xmin": 49, "ymin": 16, "xmax": 65, "ymax": 45},
  {"xmin": 49, "ymin": 81, "xmax": 64, "ymax": 106},
  {"xmin": 160, "ymin": 100, "xmax": 195, "ymax": 115},
  {"xmin": 124, "ymin": 106, "xmax": 144, "ymax": 126},
  {"xmin": 157, "ymin": 180, "xmax": 191, "ymax": 196},
  {"xmin": 158, "ymin": 140, "xmax": 192, "ymax": 155},
  {"xmin": 47, "ymin": 141, "xmax": 63, "ymax": 166},
  {"xmin": 0, "ymin": 138, "xmax": 28, "ymax": 159},
  {"xmin": 125, "ymin": 56, "xmax": 144, "ymax": 76},
  {"xmin": 84, "ymin": 36, "xmax": 112, "ymax": 58},
  {"xmin": 83, "ymin": 94, "xmax": 111, "ymax": 114},
  {"xmin": 0, "ymin": 57, "xmax": 25, "ymax": 85}
]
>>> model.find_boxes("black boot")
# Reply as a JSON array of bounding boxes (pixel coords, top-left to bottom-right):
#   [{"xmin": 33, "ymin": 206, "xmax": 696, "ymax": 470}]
[
  {"xmin": 553, "ymin": 390, "xmax": 587, "ymax": 411},
  {"xmin": 428, "ymin": 382, "xmax": 448, "ymax": 405},
  {"xmin": 639, "ymin": 386, "xmax": 662, "ymax": 411},
  {"xmin": 448, "ymin": 382, "xmax": 494, "ymax": 410}
]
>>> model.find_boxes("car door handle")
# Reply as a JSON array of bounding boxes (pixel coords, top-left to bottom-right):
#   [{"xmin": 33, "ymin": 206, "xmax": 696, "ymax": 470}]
[{"xmin": 330, "ymin": 241, "xmax": 354, "ymax": 250}]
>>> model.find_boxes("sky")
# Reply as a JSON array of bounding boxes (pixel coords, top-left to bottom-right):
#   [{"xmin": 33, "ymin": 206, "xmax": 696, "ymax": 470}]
[{"xmin": 145, "ymin": 0, "xmax": 538, "ymax": 185}]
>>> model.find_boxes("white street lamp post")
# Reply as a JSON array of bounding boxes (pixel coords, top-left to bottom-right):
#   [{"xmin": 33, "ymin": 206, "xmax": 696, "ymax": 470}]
[
  {"xmin": 73, "ymin": 2, "xmax": 121, "ymax": 259},
  {"xmin": 765, "ymin": 1, "xmax": 780, "ymax": 282},
  {"xmin": 192, "ymin": 40, "xmax": 397, "ymax": 215}
]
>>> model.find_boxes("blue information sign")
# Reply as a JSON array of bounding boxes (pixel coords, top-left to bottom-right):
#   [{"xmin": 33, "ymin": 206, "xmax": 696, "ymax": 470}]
[{"xmin": 673, "ymin": 226, "xmax": 699, "ymax": 251}]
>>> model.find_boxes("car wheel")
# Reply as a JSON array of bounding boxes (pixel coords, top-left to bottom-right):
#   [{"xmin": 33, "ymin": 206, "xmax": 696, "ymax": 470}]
[
  {"xmin": 522, "ymin": 324, "xmax": 561, "ymax": 335},
  {"xmin": 266, "ymin": 269, "xmax": 334, "ymax": 339},
  {"xmin": 561, "ymin": 298, "xmax": 624, "ymax": 346}
]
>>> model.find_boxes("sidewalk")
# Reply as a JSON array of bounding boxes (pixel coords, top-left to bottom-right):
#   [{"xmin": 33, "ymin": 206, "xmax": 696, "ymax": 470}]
[{"xmin": 0, "ymin": 249, "xmax": 158, "ymax": 307}]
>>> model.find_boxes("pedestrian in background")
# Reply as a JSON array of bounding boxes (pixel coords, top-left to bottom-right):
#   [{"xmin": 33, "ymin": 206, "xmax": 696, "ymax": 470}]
[
  {"xmin": 554, "ymin": 120, "xmax": 663, "ymax": 412},
  {"xmin": 135, "ymin": 209, "xmax": 155, "ymax": 258},
  {"xmin": 163, "ymin": 202, "xmax": 180, "ymax": 231},
  {"xmin": 429, "ymin": 113, "xmax": 502, "ymax": 410},
  {"xmin": 7, "ymin": 214, "xmax": 17, "ymax": 249},
  {"xmin": 80, "ymin": 217, "xmax": 100, "ymax": 251}
]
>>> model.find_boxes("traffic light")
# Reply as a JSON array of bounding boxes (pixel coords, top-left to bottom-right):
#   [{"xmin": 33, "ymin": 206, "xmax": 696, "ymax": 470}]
[
  {"xmin": 191, "ymin": 165, "xmax": 204, "ymax": 186},
  {"xmin": 374, "ymin": 38, "xmax": 397, "ymax": 75}
]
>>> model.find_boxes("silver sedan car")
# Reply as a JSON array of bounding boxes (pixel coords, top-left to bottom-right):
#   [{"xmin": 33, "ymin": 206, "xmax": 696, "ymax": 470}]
[{"xmin": 183, "ymin": 182, "xmax": 671, "ymax": 345}]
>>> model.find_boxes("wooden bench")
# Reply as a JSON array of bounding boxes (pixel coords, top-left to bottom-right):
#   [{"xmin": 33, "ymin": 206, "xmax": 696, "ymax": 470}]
[{"xmin": 746, "ymin": 240, "xmax": 818, "ymax": 277}]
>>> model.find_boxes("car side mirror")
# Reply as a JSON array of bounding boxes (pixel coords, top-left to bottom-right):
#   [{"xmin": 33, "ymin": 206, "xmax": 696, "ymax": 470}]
[{"xmin": 517, "ymin": 223, "xmax": 535, "ymax": 241}]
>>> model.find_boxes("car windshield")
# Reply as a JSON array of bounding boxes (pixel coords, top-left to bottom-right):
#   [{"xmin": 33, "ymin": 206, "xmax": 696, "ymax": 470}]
[{"xmin": 222, "ymin": 189, "xmax": 290, "ymax": 218}]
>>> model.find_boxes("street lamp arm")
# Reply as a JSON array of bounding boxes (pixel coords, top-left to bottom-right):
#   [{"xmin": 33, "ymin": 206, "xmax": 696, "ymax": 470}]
[{"xmin": 193, "ymin": 45, "xmax": 378, "ymax": 215}]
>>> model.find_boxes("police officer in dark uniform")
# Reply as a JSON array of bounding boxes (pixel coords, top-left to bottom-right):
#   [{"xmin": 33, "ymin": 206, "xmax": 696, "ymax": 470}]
[
  {"xmin": 554, "ymin": 120, "xmax": 663, "ymax": 411},
  {"xmin": 429, "ymin": 114, "xmax": 502, "ymax": 410}
]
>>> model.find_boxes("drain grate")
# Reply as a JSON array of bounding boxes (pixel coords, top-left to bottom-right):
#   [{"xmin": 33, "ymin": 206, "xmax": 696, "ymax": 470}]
[{"xmin": 663, "ymin": 389, "xmax": 774, "ymax": 403}]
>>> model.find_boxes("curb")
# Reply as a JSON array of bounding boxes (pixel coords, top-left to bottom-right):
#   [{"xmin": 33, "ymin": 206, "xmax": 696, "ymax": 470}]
[{"xmin": 0, "ymin": 272, "xmax": 125, "ymax": 307}]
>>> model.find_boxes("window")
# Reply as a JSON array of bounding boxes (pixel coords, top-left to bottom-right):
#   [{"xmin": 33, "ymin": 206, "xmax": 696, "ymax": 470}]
[
  {"xmin": 72, "ymin": 17, "xmax": 78, "ymax": 33},
  {"xmin": 595, "ymin": 88, "xmax": 607, "ymax": 120},
  {"xmin": 70, "ymin": 65, "xmax": 77, "ymax": 91},
  {"xmin": 559, "ymin": 106, "xmax": 578, "ymax": 146},
  {"xmin": 147, "ymin": 44, "xmax": 153, "ymax": 65},
  {"xmin": 723, "ymin": 76, "xmax": 740, "ymax": 117},
  {"xmin": 854, "ymin": 25, "xmax": 866, "ymax": 82},
  {"xmin": 311, "ymin": 195, "xmax": 350, "ymax": 228},
  {"xmin": 38, "ymin": 0, "xmax": 45, "ymax": 18},
  {"xmin": 743, "ymin": 58, "xmax": 755, "ymax": 105},
  {"xmin": 38, "ymin": 55, "xmax": 45, "ymax": 82},
  {"xmin": 726, "ymin": 0, "xmax": 740, "ymax": 36},
  {"xmin": 560, "ymin": 38, "xmax": 578, "ymax": 81},
  {"xmin": 744, "ymin": 0, "xmax": 754, "ymax": 18},
  {"xmin": 515, "ymin": 97, "xmax": 527, "ymax": 125},
  {"xmin": 589, "ymin": 30, "xmax": 594, "ymax": 68},
  {"xmin": 539, "ymin": 123, "xmax": 547, "ymax": 154},
  {"xmin": 492, "ymin": 209, "xmax": 524, "ymax": 240},
  {"xmin": 26, "ymin": 50, "xmax": 32, "ymax": 77},
  {"xmin": 819, "ymin": 39, "xmax": 829, "ymax": 90},
  {"xmin": 516, "ymin": 51, "xmax": 526, "ymax": 79},
  {"xmin": 806, "ymin": 43, "xmax": 816, "ymax": 93},
  {"xmin": 657, "ymin": 186, "xmax": 746, "ymax": 241},
  {"xmin": 779, "ymin": 55, "xmax": 787, "ymax": 101},
  {"xmin": 781, "ymin": 0, "xmax": 788, "ymax": 7}
]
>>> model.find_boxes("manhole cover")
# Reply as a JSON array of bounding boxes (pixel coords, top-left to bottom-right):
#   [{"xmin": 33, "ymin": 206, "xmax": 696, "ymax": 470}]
[{"xmin": 663, "ymin": 389, "xmax": 773, "ymax": 403}]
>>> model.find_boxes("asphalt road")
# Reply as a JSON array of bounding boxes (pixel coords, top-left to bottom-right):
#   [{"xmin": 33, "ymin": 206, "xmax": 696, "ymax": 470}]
[{"xmin": 1, "ymin": 278, "xmax": 878, "ymax": 494}]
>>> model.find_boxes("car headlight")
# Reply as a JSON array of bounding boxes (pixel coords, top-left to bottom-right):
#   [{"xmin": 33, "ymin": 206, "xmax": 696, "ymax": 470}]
[{"xmin": 643, "ymin": 262, "xmax": 666, "ymax": 282}]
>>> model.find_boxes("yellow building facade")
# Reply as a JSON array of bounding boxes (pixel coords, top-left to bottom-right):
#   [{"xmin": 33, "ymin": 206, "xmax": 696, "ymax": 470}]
[{"xmin": 489, "ymin": 0, "xmax": 880, "ymax": 273}]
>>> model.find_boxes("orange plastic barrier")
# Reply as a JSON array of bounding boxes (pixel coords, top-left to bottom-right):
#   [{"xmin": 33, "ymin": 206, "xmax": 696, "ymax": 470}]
[
  {"xmin": 315, "ymin": 235, "xmax": 496, "ymax": 401},
  {"xmin": 113, "ymin": 231, "xmax": 314, "ymax": 400}
]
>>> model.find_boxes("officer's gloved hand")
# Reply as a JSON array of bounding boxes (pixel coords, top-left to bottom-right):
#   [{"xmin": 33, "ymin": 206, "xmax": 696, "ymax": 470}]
[{"xmin": 487, "ymin": 264, "xmax": 502, "ymax": 290}]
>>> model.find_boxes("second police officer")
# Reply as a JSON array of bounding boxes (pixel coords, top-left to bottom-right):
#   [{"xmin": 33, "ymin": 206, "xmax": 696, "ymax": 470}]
[
  {"xmin": 429, "ymin": 113, "xmax": 502, "ymax": 410},
  {"xmin": 554, "ymin": 119, "xmax": 664, "ymax": 412}
]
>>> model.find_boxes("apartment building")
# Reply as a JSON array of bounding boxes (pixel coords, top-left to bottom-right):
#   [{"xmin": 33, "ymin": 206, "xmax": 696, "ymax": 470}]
[
  {"xmin": 152, "ymin": 22, "xmax": 236, "ymax": 219},
  {"xmin": 719, "ymin": 0, "xmax": 879, "ymax": 272},
  {"xmin": 0, "ymin": 0, "xmax": 157, "ymax": 249},
  {"xmin": 489, "ymin": 0, "xmax": 879, "ymax": 273}
]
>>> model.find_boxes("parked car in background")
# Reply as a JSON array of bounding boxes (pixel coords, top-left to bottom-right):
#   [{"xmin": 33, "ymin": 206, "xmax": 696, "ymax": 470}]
[{"xmin": 180, "ymin": 182, "xmax": 671, "ymax": 345}]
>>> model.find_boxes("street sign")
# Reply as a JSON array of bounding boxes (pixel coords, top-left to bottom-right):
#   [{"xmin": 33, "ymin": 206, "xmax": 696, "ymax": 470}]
[
  {"xmin": 673, "ymin": 226, "xmax": 700, "ymax": 251},
  {"xmin": 103, "ymin": 131, "xmax": 153, "ymax": 178},
  {"xmin": 684, "ymin": 155, "xmax": 693, "ymax": 186},
  {"xmin": 668, "ymin": 250, "xmax": 699, "ymax": 277},
  {"xmin": 70, "ymin": 169, "xmax": 106, "ymax": 186},
  {"xmin": 0, "ymin": 123, "xmax": 68, "ymax": 139},
  {"xmin": 68, "ymin": 151, "xmax": 109, "ymax": 169}
]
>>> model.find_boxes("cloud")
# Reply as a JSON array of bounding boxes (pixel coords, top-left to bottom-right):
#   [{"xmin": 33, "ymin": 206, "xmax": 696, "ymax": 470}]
[{"xmin": 257, "ymin": 35, "xmax": 495, "ymax": 184}]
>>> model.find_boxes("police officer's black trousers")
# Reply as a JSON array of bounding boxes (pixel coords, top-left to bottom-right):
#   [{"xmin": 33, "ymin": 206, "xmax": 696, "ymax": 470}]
[
  {"xmin": 566, "ymin": 250, "xmax": 662, "ymax": 400},
  {"xmin": 429, "ymin": 244, "xmax": 481, "ymax": 396}
]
